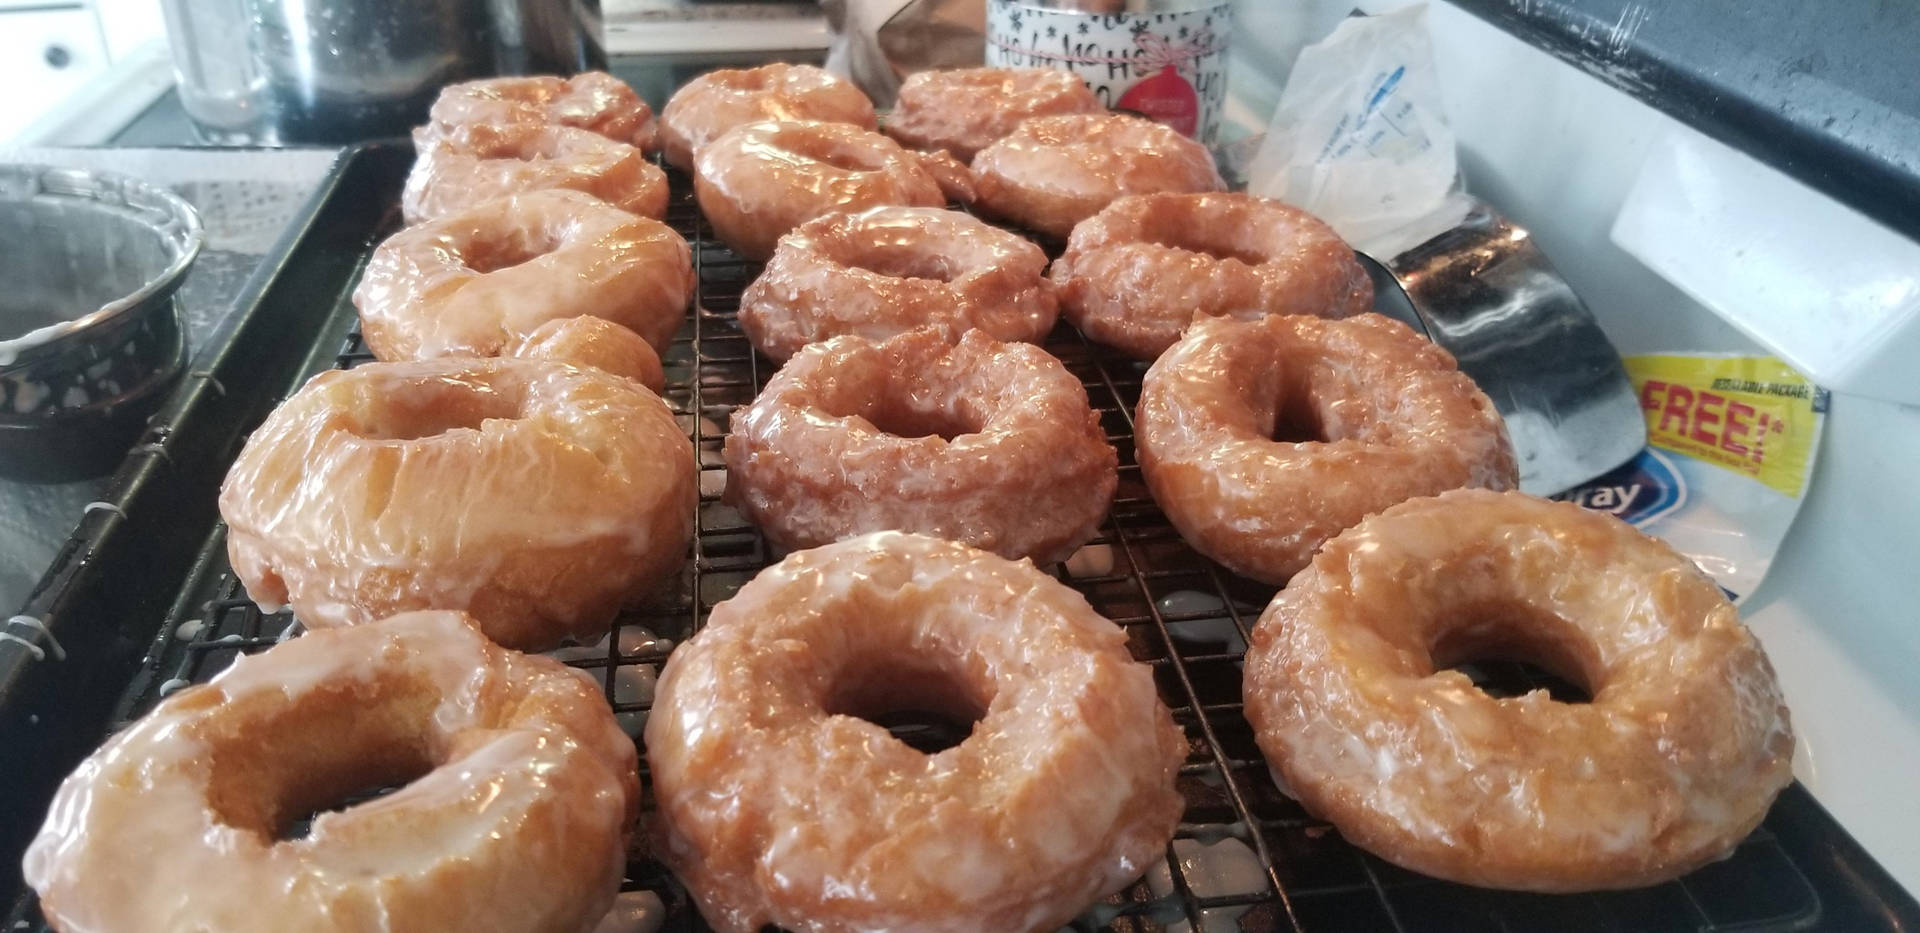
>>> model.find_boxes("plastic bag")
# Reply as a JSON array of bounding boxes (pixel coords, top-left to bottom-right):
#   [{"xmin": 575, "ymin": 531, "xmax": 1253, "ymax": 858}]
[
  {"xmin": 1556, "ymin": 354, "xmax": 1828, "ymax": 603},
  {"xmin": 824, "ymin": 0, "xmax": 986, "ymax": 108},
  {"xmin": 1245, "ymin": 4, "xmax": 1470, "ymax": 258}
]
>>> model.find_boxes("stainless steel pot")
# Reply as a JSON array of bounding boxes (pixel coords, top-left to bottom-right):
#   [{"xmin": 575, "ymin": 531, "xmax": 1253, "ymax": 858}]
[
  {"xmin": 0, "ymin": 166, "xmax": 204, "ymax": 483},
  {"xmin": 244, "ymin": 0, "xmax": 606, "ymax": 143}
]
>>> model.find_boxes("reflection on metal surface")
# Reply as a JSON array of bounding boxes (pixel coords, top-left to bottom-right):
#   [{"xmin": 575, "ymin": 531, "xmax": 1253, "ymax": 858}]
[{"xmin": 1371, "ymin": 197, "xmax": 1646, "ymax": 496}]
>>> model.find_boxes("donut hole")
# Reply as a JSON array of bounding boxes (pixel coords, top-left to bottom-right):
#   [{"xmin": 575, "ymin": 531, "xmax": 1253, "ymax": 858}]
[
  {"xmin": 203, "ymin": 677, "xmax": 441, "ymax": 842},
  {"xmin": 1145, "ymin": 226, "xmax": 1271, "ymax": 266},
  {"xmin": 1429, "ymin": 604, "xmax": 1598, "ymax": 704},
  {"xmin": 349, "ymin": 375, "xmax": 526, "ymax": 440},
  {"xmin": 825, "ymin": 661, "xmax": 991, "ymax": 754},
  {"xmin": 461, "ymin": 226, "xmax": 563, "ymax": 274},
  {"xmin": 842, "ymin": 247, "xmax": 958, "ymax": 283},
  {"xmin": 1268, "ymin": 387, "xmax": 1328, "ymax": 444},
  {"xmin": 858, "ymin": 397, "xmax": 981, "ymax": 441}
]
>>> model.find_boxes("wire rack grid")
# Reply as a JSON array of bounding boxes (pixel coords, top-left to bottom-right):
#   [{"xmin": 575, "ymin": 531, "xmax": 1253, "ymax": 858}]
[{"xmin": 24, "ymin": 166, "xmax": 1826, "ymax": 933}]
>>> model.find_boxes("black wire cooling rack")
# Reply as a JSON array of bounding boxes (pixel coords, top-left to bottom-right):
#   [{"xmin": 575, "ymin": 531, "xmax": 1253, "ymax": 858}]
[{"xmin": 17, "ymin": 165, "xmax": 1834, "ymax": 933}]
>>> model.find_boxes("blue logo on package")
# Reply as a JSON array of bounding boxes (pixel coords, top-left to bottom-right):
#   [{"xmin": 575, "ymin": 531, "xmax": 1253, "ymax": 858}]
[{"xmin": 1558, "ymin": 449, "xmax": 1686, "ymax": 526}]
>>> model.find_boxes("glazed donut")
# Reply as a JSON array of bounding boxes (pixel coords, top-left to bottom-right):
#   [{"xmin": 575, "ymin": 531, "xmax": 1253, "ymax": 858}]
[
  {"xmin": 426, "ymin": 70, "xmax": 659, "ymax": 150},
  {"xmin": 725, "ymin": 328, "xmax": 1114, "ymax": 565},
  {"xmin": 219, "ymin": 357, "xmax": 696, "ymax": 651},
  {"xmin": 25, "ymin": 610, "xmax": 640, "ymax": 932},
  {"xmin": 1137, "ymin": 312, "xmax": 1516, "ymax": 584},
  {"xmin": 647, "ymin": 531, "xmax": 1184, "ymax": 933},
  {"xmin": 1052, "ymin": 192, "xmax": 1373, "ymax": 359},
  {"xmin": 508, "ymin": 315, "xmax": 666, "ymax": 393},
  {"xmin": 356, "ymin": 189, "xmax": 692, "ymax": 361},
  {"xmin": 1243, "ymin": 490, "xmax": 1796, "ymax": 890},
  {"xmin": 694, "ymin": 120, "xmax": 947, "ymax": 262},
  {"xmin": 886, "ymin": 67, "xmax": 1104, "ymax": 162},
  {"xmin": 971, "ymin": 113, "xmax": 1224, "ymax": 239},
  {"xmin": 402, "ymin": 122, "xmax": 668, "ymax": 224},
  {"xmin": 737, "ymin": 206, "xmax": 1057, "ymax": 361},
  {"xmin": 659, "ymin": 63, "xmax": 876, "ymax": 170}
]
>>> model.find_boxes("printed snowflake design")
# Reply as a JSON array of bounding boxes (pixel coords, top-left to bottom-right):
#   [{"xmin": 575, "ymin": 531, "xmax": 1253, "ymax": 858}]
[
  {"xmin": 1008, "ymin": 11, "xmax": 1023, "ymax": 31},
  {"xmin": 1129, "ymin": 18, "xmax": 1151, "ymax": 37},
  {"xmin": 1077, "ymin": 21, "xmax": 1091, "ymax": 34},
  {"xmin": 1177, "ymin": 25, "xmax": 1190, "ymax": 39},
  {"xmin": 1046, "ymin": 25, "xmax": 1057, "ymax": 37}
]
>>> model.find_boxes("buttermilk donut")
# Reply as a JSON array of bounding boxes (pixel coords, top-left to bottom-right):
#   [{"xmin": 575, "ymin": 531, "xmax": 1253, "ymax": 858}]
[
  {"xmin": 1244, "ymin": 491, "xmax": 1796, "ymax": 890},
  {"xmin": 971, "ymin": 113, "xmax": 1224, "ymax": 239},
  {"xmin": 219, "ymin": 357, "xmax": 695, "ymax": 652},
  {"xmin": 25, "ymin": 610, "xmax": 640, "ymax": 932},
  {"xmin": 725, "ymin": 328, "xmax": 1114, "ymax": 565},
  {"xmin": 425, "ymin": 71, "xmax": 659, "ymax": 150},
  {"xmin": 886, "ymin": 67, "xmax": 1104, "ymax": 162},
  {"xmin": 1053, "ymin": 192, "xmax": 1374, "ymax": 359},
  {"xmin": 737, "ymin": 206, "xmax": 1057, "ymax": 361},
  {"xmin": 357, "ymin": 189, "xmax": 692, "ymax": 361},
  {"xmin": 403, "ymin": 123, "xmax": 668, "ymax": 224},
  {"xmin": 694, "ymin": 120, "xmax": 947, "ymax": 261},
  {"xmin": 659, "ymin": 63, "xmax": 876, "ymax": 170},
  {"xmin": 508, "ymin": 316, "xmax": 666, "ymax": 393},
  {"xmin": 1137, "ymin": 313, "xmax": 1516, "ymax": 584},
  {"xmin": 648, "ymin": 531, "xmax": 1184, "ymax": 933}
]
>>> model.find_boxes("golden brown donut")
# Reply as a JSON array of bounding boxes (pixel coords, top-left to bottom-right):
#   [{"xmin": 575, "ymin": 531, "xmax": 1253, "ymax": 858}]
[
  {"xmin": 1137, "ymin": 313, "xmax": 1517, "ymax": 583},
  {"xmin": 426, "ymin": 71, "xmax": 659, "ymax": 150},
  {"xmin": 1052, "ymin": 191, "xmax": 1373, "ymax": 359},
  {"xmin": 737, "ymin": 206, "xmax": 1057, "ymax": 361},
  {"xmin": 647, "ymin": 531, "xmax": 1184, "ymax": 933},
  {"xmin": 356, "ymin": 189, "xmax": 692, "ymax": 361},
  {"xmin": 24, "ymin": 610, "xmax": 640, "ymax": 932},
  {"xmin": 402, "ymin": 122, "xmax": 668, "ymax": 224},
  {"xmin": 693, "ymin": 120, "xmax": 947, "ymax": 262},
  {"xmin": 508, "ymin": 316, "xmax": 667, "ymax": 393},
  {"xmin": 724, "ymin": 327, "xmax": 1115, "ymax": 565},
  {"xmin": 971, "ymin": 113, "xmax": 1224, "ymax": 239},
  {"xmin": 1244, "ymin": 490, "xmax": 1796, "ymax": 890},
  {"xmin": 886, "ymin": 67, "xmax": 1103, "ymax": 162},
  {"xmin": 219, "ymin": 357, "xmax": 695, "ymax": 651},
  {"xmin": 659, "ymin": 63, "xmax": 876, "ymax": 170}
]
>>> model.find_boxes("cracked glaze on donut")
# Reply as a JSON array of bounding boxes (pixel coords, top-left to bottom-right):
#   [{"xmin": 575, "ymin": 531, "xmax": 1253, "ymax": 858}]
[
  {"xmin": 886, "ymin": 67, "xmax": 1104, "ymax": 162},
  {"xmin": 25, "ymin": 611, "xmax": 638, "ymax": 932},
  {"xmin": 647, "ymin": 532, "xmax": 1184, "ymax": 933},
  {"xmin": 425, "ymin": 71, "xmax": 660, "ymax": 150},
  {"xmin": 972, "ymin": 113, "xmax": 1224, "ymax": 239},
  {"xmin": 357, "ymin": 189, "xmax": 692, "ymax": 361},
  {"xmin": 694, "ymin": 120, "xmax": 946, "ymax": 262},
  {"xmin": 1243, "ymin": 491, "xmax": 1795, "ymax": 890},
  {"xmin": 661, "ymin": 63, "xmax": 876, "ymax": 171},
  {"xmin": 1052, "ymin": 192, "xmax": 1372, "ymax": 359},
  {"xmin": 403, "ymin": 123, "xmax": 667, "ymax": 224},
  {"xmin": 739, "ymin": 206, "xmax": 1057, "ymax": 361},
  {"xmin": 1137, "ymin": 313, "xmax": 1516, "ymax": 583},
  {"xmin": 724, "ymin": 328, "xmax": 1115, "ymax": 565},
  {"xmin": 219, "ymin": 357, "xmax": 694, "ymax": 651}
]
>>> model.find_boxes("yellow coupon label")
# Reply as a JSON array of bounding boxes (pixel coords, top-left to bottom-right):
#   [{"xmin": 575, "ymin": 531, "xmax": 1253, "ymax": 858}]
[{"xmin": 1624, "ymin": 355, "xmax": 1823, "ymax": 498}]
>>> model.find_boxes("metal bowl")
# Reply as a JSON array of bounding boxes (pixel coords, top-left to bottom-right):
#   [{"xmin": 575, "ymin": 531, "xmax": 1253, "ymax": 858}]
[{"xmin": 0, "ymin": 166, "xmax": 204, "ymax": 483}]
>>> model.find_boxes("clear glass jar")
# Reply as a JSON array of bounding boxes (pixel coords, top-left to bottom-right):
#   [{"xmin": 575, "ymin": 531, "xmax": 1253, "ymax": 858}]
[{"xmin": 158, "ymin": 0, "xmax": 275, "ymax": 144}]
